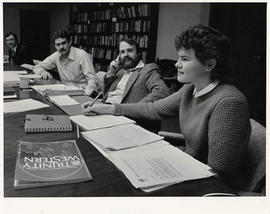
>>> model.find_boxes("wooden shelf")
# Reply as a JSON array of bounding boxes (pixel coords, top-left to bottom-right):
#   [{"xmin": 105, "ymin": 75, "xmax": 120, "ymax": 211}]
[{"xmin": 69, "ymin": 3, "xmax": 159, "ymax": 68}]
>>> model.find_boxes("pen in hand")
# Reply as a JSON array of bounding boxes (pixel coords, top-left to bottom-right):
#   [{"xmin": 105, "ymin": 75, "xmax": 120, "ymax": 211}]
[{"xmin": 83, "ymin": 91, "xmax": 103, "ymax": 111}]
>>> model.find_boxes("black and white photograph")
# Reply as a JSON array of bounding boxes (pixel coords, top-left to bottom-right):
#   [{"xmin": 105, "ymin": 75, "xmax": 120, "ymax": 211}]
[{"xmin": 1, "ymin": 1, "xmax": 268, "ymax": 213}]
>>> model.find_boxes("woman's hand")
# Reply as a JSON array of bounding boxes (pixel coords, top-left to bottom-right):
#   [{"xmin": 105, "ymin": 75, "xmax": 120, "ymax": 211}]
[{"xmin": 81, "ymin": 103, "xmax": 116, "ymax": 116}]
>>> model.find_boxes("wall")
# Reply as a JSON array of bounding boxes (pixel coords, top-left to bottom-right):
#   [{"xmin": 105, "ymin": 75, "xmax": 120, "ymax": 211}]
[
  {"xmin": 3, "ymin": 3, "xmax": 209, "ymax": 60},
  {"xmin": 156, "ymin": 3, "xmax": 210, "ymax": 61},
  {"xmin": 3, "ymin": 3, "xmax": 70, "ymax": 55},
  {"xmin": 49, "ymin": 4, "xmax": 70, "ymax": 53}
]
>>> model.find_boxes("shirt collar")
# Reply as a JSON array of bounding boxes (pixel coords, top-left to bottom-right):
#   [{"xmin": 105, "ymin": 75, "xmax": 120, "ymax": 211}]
[
  {"xmin": 12, "ymin": 45, "xmax": 17, "ymax": 52},
  {"xmin": 59, "ymin": 46, "xmax": 75, "ymax": 61},
  {"xmin": 127, "ymin": 60, "xmax": 144, "ymax": 72},
  {"xmin": 193, "ymin": 80, "xmax": 220, "ymax": 98}
]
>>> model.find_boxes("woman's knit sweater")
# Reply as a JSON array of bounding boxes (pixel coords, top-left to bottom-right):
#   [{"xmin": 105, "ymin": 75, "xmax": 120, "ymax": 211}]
[{"xmin": 115, "ymin": 83, "xmax": 251, "ymax": 174}]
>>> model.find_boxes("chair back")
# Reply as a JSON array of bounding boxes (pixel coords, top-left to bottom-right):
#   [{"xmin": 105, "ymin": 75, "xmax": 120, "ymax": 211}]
[
  {"xmin": 243, "ymin": 119, "xmax": 266, "ymax": 193},
  {"xmin": 96, "ymin": 71, "xmax": 106, "ymax": 91}
]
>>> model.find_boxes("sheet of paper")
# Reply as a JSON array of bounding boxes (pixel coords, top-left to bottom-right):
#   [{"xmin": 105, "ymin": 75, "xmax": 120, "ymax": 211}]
[
  {"xmin": 18, "ymin": 74, "xmax": 42, "ymax": 79},
  {"xmin": 31, "ymin": 84, "xmax": 82, "ymax": 92},
  {"xmin": 3, "ymin": 71, "xmax": 34, "ymax": 86},
  {"xmin": 20, "ymin": 63, "xmax": 34, "ymax": 70},
  {"xmin": 4, "ymin": 72, "xmax": 21, "ymax": 83},
  {"xmin": 70, "ymin": 115, "xmax": 135, "ymax": 131},
  {"xmin": 4, "ymin": 99, "xmax": 49, "ymax": 113},
  {"xmin": 109, "ymin": 141, "xmax": 214, "ymax": 190},
  {"xmin": 15, "ymin": 70, "xmax": 28, "ymax": 74},
  {"xmin": 49, "ymin": 95, "xmax": 80, "ymax": 106},
  {"xmin": 81, "ymin": 123, "xmax": 163, "ymax": 150}
]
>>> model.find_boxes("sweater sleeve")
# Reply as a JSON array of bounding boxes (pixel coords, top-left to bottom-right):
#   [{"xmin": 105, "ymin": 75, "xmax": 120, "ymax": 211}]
[
  {"xmin": 114, "ymin": 86, "xmax": 185, "ymax": 120},
  {"xmin": 208, "ymin": 96, "xmax": 251, "ymax": 173}
]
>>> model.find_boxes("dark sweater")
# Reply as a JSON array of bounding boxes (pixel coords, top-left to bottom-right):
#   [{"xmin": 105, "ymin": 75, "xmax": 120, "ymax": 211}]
[{"xmin": 115, "ymin": 83, "xmax": 251, "ymax": 175}]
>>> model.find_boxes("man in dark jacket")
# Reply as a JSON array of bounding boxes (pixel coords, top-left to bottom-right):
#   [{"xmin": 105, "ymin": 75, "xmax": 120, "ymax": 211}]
[
  {"xmin": 5, "ymin": 32, "xmax": 32, "ymax": 65},
  {"xmin": 86, "ymin": 38, "xmax": 170, "ymax": 132}
]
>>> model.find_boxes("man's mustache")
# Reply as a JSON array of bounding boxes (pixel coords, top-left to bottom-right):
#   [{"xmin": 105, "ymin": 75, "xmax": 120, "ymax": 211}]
[{"xmin": 123, "ymin": 56, "xmax": 132, "ymax": 61}]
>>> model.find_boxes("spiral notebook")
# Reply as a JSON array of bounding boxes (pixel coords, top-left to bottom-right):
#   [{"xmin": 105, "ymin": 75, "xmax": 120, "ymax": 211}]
[{"xmin": 24, "ymin": 114, "xmax": 72, "ymax": 133}]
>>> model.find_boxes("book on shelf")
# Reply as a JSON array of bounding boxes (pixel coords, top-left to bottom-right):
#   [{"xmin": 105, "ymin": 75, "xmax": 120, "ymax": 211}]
[
  {"xmin": 24, "ymin": 114, "xmax": 72, "ymax": 133},
  {"xmin": 70, "ymin": 114, "xmax": 135, "ymax": 132},
  {"xmin": 14, "ymin": 140, "xmax": 92, "ymax": 190}
]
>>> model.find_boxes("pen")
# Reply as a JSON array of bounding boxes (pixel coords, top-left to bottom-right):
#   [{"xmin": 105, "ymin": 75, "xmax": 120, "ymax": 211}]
[{"xmin": 89, "ymin": 91, "xmax": 103, "ymax": 107}]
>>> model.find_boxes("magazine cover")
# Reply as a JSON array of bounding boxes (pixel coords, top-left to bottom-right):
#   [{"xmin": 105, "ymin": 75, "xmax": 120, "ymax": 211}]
[{"xmin": 14, "ymin": 140, "xmax": 92, "ymax": 189}]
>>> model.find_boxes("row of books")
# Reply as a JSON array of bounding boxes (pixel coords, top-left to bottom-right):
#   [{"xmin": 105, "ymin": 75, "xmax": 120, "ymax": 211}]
[
  {"xmin": 70, "ymin": 4, "xmax": 151, "ymax": 22},
  {"xmin": 112, "ymin": 20, "xmax": 151, "ymax": 33},
  {"xmin": 94, "ymin": 63, "xmax": 109, "ymax": 72},
  {"xmin": 73, "ymin": 22, "xmax": 111, "ymax": 34},
  {"xmin": 116, "ymin": 4, "xmax": 151, "ymax": 19},
  {"xmin": 72, "ymin": 20, "xmax": 151, "ymax": 34},
  {"xmin": 89, "ymin": 46, "xmax": 147, "ymax": 63},
  {"xmin": 72, "ymin": 34, "xmax": 149, "ymax": 49},
  {"xmin": 90, "ymin": 47, "xmax": 118, "ymax": 61}
]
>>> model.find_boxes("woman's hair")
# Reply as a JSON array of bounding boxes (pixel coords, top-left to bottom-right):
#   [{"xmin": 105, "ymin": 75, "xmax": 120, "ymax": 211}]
[
  {"xmin": 53, "ymin": 30, "xmax": 70, "ymax": 43},
  {"xmin": 175, "ymin": 24, "xmax": 232, "ymax": 83}
]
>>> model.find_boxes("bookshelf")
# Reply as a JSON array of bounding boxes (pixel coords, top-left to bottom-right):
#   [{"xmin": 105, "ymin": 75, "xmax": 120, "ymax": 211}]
[{"xmin": 69, "ymin": 3, "xmax": 159, "ymax": 71}]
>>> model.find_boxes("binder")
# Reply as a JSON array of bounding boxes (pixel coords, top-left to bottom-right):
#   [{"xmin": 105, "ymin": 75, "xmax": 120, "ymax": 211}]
[{"xmin": 24, "ymin": 114, "xmax": 72, "ymax": 133}]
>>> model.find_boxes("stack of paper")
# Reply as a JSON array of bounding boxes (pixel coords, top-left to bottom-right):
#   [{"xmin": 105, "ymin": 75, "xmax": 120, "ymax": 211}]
[
  {"xmin": 49, "ymin": 95, "xmax": 80, "ymax": 106},
  {"xmin": 70, "ymin": 115, "xmax": 135, "ymax": 132},
  {"xmin": 80, "ymin": 121, "xmax": 215, "ymax": 192},
  {"xmin": 4, "ymin": 71, "xmax": 26, "ymax": 86},
  {"xmin": 4, "ymin": 71, "xmax": 42, "ymax": 87},
  {"xmin": 82, "ymin": 123, "xmax": 163, "ymax": 150},
  {"xmin": 4, "ymin": 99, "xmax": 49, "ymax": 113},
  {"xmin": 109, "ymin": 141, "xmax": 214, "ymax": 192},
  {"xmin": 31, "ymin": 84, "xmax": 83, "ymax": 96}
]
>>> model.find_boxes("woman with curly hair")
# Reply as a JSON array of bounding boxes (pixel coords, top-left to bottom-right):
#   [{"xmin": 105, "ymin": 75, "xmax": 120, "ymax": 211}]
[{"xmin": 82, "ymin": 24, "xmax": 251, "ymax": 190}]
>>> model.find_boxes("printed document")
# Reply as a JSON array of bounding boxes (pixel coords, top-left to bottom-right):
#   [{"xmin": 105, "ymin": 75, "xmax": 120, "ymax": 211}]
[
  {"xmin": 109, "ymin": 141, "xmax": 214, "ymax": 190},
  {"xmin": 70, "ymin": 115, "xmax": 135, "ymax": 131},
  {"xmin": 81, "ymin": 123, "xmax": 163, "ymax": 150}
]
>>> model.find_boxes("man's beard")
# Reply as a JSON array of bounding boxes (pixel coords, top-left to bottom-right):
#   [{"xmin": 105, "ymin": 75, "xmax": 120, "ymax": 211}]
[{"xmin": 120, "ymin": 56, "xmax": 140, "ymax": 69}]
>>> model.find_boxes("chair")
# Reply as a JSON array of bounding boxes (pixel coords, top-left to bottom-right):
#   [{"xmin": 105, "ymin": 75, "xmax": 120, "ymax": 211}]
[
  {"xmin": 96, "ymin": 71, "xmax": 106, "ymax": 91},
  {"xmin": 158, "ymin": 119, "xmax": 266, "ymax": 196},
  {"xmin": 239, "ymin": 119, "xmax": 266, "ymax": 195},
  {"xmin": 155, "ymin": 58, "xmax": 182, "ymax": 92}
]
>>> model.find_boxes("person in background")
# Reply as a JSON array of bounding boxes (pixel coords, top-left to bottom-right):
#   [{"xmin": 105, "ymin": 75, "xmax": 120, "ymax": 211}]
[
  {"xmin": 5, "ymin": 32, "xmax": 32, "ymax": 66},
  {"xmin": 82, "ymin": 24, "xmax": 251, "ymax": 190},
  {"xmin": 33, "ymin": 30, "xmax": 99, "ymax": 96},
  {"xmin": 83, "ymin": 37, "xmax": 170, "ymax": 131}
]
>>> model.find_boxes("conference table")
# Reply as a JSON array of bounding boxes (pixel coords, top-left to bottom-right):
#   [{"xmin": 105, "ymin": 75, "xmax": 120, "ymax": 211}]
[{"xmin": 3, "ymin": 65, "xmax": 234, "ymax": 197}]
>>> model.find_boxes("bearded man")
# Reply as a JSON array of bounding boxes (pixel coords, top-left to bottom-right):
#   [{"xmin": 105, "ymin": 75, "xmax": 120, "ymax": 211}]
[{"xmin": 83, "ymin": 38, "xmax": 170, "ymax": 132}]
